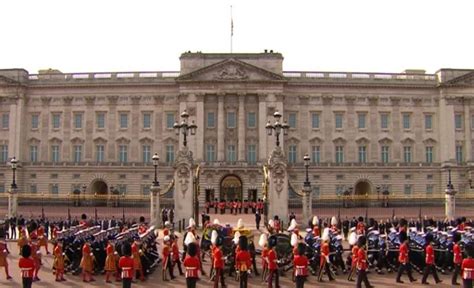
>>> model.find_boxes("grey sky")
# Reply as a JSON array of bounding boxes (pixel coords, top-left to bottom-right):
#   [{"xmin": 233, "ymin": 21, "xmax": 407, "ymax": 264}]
[{"xmin": 1, "ymin": 0, "xmax": 473, "ymax": 74}]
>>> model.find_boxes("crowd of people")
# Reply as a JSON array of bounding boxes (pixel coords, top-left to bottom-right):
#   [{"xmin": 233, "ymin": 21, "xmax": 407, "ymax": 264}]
[{"xmin": 205, "ymin": 198, "xmax": 265, "ymax": 215}]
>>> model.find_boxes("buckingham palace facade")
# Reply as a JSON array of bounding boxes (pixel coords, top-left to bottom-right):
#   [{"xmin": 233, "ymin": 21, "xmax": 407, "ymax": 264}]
[{"xmin": 1, "ymin": 51, "xmax": 474, "ymax": 206}]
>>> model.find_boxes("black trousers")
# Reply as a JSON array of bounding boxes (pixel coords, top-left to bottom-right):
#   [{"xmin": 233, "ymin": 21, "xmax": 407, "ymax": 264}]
[
  {"xmin": 357, "ymin": 270, "xmax": 371, "ymax": 288},
  {"xmin": 318, "ymin": 262, "xmax": 334, "ymax": 281},
  {"xmin": 214, "ymin": 268, "xmax": 225, "ymax": 288},
  {"xmin": 186, "ymin": 277, "xmax": 198, "ymax": 288},
  {"xmin": 421, "ymin": 264, "xmax": 440, "ymax": 283},
  {"xmin": 174, "ymin": 259, "xmax": 183, "ymax": 275},
  {"xmin": 452, "ymin": 264, "xmax": 461, "ymax": 284},
  {"xmin": 295, "ymin": 275, "xmax": 306, "ymax": 288},
  {"xmin": 122, "ymin": 278, "xmax": 132, "ymax": 288},
  {"xmin": 463, "ymin": 279, "xmax": 473, "ymax": 288},
  {"xmin": 268, "ymin": 269, "xmax": 279, "ymax": 288},
  {"xmin": 396, "ymin": 263, "xmax": 415, "ymax": 281},
  {"xmin": 22, "ymin": 277, "xmax": 32, "ymax": 288},
  {"xmin": 240, "ymin": 271, "xmax": 248, "ymax": 288}
]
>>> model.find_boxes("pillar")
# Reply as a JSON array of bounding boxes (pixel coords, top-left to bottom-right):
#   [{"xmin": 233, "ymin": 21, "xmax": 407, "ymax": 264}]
[
  {"xmin": 258, "ymin": 94, "xmax": 268, "ymax": 161},
  {"xmin": 267, "ymin": 146, "xmax": 289, "ymax": 224},
  {"xmin": 174, "ymin": 147, "xmax": 195, "ymax": 222},
  {"xmin": 302, "ymin": 186, "xmax": 312, "ymax": 225},
  {"xmin": 238, "ymin": 94, "xmax": 246, "ymax": 161},
  {"xmin": 150, "ymin": 185, "xmax": 161, "ymax": 226},
  {"xmin": 445, "ymin": 193, "xmax": 456, "ymax": 221},
  {"xmin": 217, "ymin": 94, "xmax": 225, "ymax": 161}
]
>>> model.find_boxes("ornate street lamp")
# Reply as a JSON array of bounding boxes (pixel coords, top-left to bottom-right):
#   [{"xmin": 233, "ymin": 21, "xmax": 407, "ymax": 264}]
[
  {"xmin": 174, "ymin": 110, "xmax": 197, "ymax": 147},
  {"xmin": 150, "ymin": 153, "xmax": 161, "ymax": 225},
  {"xmin": 152, "ymin": 153, "xmax": 160, "ymax": 186},
  {"xmin": 10, "ymin": 157, "xmax": 18, "ymax": 189},
  {"xmin": 302, "ymin": 154, "xmax": 312, "ymax": 223},
  {"xmin": 445, "ymin": 168, "xmax": 457, "ymax": 220},
  {"xmin": 265, "ymin": 110, "xmax": 290, "ymax": 147},
  {"xmin": 303, "ymin": 154, "xmax": 311, "ymax": 188}
]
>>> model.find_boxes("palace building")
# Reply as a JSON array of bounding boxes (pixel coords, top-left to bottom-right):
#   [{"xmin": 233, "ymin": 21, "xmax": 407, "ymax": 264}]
[{"xmin": 1, "ymin": 51, "xmax": 474, "ymax": 207}]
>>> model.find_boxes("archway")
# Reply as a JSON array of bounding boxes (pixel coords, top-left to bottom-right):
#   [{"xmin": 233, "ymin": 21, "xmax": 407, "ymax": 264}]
[
  {"xmin": 220, "ymin": 175, "xmax": 243, "ymax": 202},
  {"xmin": 354, "ymin": 180, "xmax": 372, "ymax": 207},
  {"xmin": 91, "ymin": 180, "xmax": 108, "ymax": 195}
]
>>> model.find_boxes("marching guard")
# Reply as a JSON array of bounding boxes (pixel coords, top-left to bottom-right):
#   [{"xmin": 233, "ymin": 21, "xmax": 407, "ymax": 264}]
[
  {"xmin": 211, "ymin": 230, "xmax": 226, "ymax": 288},
  {"xmin": 452, "ymin": 232, "xmax": 463, "ymax": 285},
  {"xmin": 267, "ymin": 236, "xmax": 279, "ymax": 288},
  {"xmin": 184, "ymin": 242, "xmax": 201, "ymax": 288},
  {"xmin": 161, "ymin": 235, "xmax": 174, "ymax": 281},
  {"xmin": 236, "ymin": 236, "xmax": 252, "ymax": 288},
  {"xmin": 355, "ymin": 235, "xmax": 373, "ymax": 288},
  {"xmin": 105, "ymin": 236, "xmax": 119, "ymax": 283},
  {"xmin": 396, "ymin": 231, "xmax": 416, "ymax": 283},
  {"xmin": 131, "ymin": 236, "xmax": 145, "ymax": 281},
  {"xmin": 347, "ymin": 228, "xmax": 358, "ymax": 282},
  {"xmin": 0, "ymin": 234, "xmax": 12, "ymax": 280},
  {"xmin": 293, "ymin": 242, "xmax": 309, "ymax": 288},
  {"xmin": 29, "ymin": 232, "xmax": 41, "ymax": 282},
  {"xmin": 318, "ymin": 230, "xmax": 335, "ymax": 282},
  {"xmin": 462, "ymin": 243, "xmax": 474, "ymax": 288},
  {"xmin": 52, "ymin": 239, "xmax": 66, "ymax": 282},
  {"xmin": 421, "ymin": 233, "xmax": 442, "ymax": 284},
  {"xmin": 259, "ymin": 233, "xmax": 269, "ymax": 283},
  {"xmin": 37, "ymin": 224, "xmax": 50, "ymax": 255},
  {"xmin": 80, "ymin": 236, "xmax": 95, "ymax": 282},
  {"xmin": 172, "ymin": 234, "xmax": 184, "ymax": 276},
  {"xmin": 119, "ymin": 243, "xmax": 134, "ymax": 288},
  {"xmin": 19, "ymin": 245, "xmax": 35, "ymax": 288}
]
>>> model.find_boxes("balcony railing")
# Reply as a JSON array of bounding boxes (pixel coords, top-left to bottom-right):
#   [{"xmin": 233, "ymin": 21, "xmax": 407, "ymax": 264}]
[{"xmin": 283, "ymin": 71, "xmax": 437, "ymax": 82}]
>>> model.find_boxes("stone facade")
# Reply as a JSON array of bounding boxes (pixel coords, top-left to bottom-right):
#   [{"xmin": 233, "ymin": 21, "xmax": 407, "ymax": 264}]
[{"xmin": 1, "ymin": 52, "xmax": 474, "ymax": 206}]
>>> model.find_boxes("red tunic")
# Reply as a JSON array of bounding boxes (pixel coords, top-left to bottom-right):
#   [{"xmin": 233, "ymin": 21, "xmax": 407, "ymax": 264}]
[
  {"xmin": 171, "ymin": 241, "xmax": 180, "ymax": 261},
  {"xmin": 213, "ymin": 247, "xmax": 224, "ymax": 269},
  {"xmin": 105, "ymin": 243, "xmax": 117, "ymax": 272},
  {"xmin": 357, "ymin": 248, "xmax": 368, "ymax": 270},
  {"xmin": 320, "ymin": 242, "xmax": 330, "ymax": 267},
  {"xmin": 267, "ymin": 249, "xmax": 278, "ymax": 271},
  {"xmin": 425, "ymin": 244, "xmax": 434, "ymax": 265},
  {"xmin": 138, "ymin": 224, "xmax": 147, "ymax": 235},
  {"xmin": 235, "ymin": 250, "xmax": 251, "ymax": 272},
  {"xmin": 132, "ymin": 243, "xmax": 142, "ymax": 270},
  {"xmin": 119, "ymin": 256, "xmax": 134, "ymax": 279},
  {"xmin": 183, "ymin": 256, "xmax": 200, "ymax": 278},
  {"xmin": 453, "ymin": 243, "xmax": 462, "ymax": 265},
  {"xmin": 261, "ymin": 247, "xmax": 269, "ymax": 269},
  {"xmin": 0, "ymin": 242, "xmax": 8, "ymax": 267},
  {"xmin": 274, "ymin": 220, "xmax": 281, "ymax": 232},
  {"xmin": 19, "ymin": 257, "xmax": 35, "ymax": 278},
  {"xmin": 356, "ymin": 222, "xmax": 365, "ymax": 235},
  {"xmin": 80, "ymin": 243, "xmax": 93, "ymax": 272},
  {"xmin": 293, "ymin": 255, "xmax": 309, "ymax": 276},
  {"xmin": 351, "ymin": 246, "xmax": 359, "ymax": 266},
  {"xmin": 53, "ymin": 245, "xmax": 65, "ymax": 270},
  {"xmin": 461, "ymin": 258, "xmax": 474, "ymax": 280},
  {"xmin": 162, "ymin": 244, "xmax": 171, "ymax": 270},
  {"xmin": 399, "ymin": 243, "xmax": 409, "ymax": 264}
]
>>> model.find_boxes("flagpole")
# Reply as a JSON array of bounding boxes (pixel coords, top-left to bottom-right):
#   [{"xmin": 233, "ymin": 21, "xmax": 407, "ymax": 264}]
[{"xmin": 230, "ymin": 5, "xmax": 233, "ymax": 54}]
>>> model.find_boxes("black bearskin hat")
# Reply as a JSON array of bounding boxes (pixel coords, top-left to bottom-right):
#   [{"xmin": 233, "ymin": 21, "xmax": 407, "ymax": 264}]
[
  {"xmin": 466, "ymin": 243, "xmax": 474, "ymax": 258},
  {"xmin": 268, "ymin": 235, "xmax": 277, "ymax": 248},
  {"xmin": 453, "ymin": 232, "xmax": 461, "ymax": 243},
  {"xmin": 121, "ymin": 242, "xmax": 132, "ymax": 257},
  {"xmin": 399, "ymin": 231, "xmax": 408, "ymax": 243},
  {"xmin": 358, "ymin": 216, "xmax": 364, "ymax": 222},
  {"xmin": 399, "ymin": 218, "xmax": 408, "ymax": 227},
  {"xmin": 81, "ymin": 213, "xmax": 87, "ymax": 220},
  {"xmin": 239, "ymin": 236, "xmax": 248, "ymax": 251},
  {"xmin": 425, "ymin": 233, "xmax": 434, "ymax": 243},
  {"xmin": 187, "ymin": 242, "xmax": 198, "ymax": 257},
  {"xmin": 139, "ymin": 216, "xmax": 145, "ymax": 223},
  {"xmin": 21, "ymin": 244, "xmax": 32, "ymax": 258},
  {"xmin": 297, "ymin": 242, "xmax": 305, "ymax": 256},
  {"xmin": 357, "ymin": 235, "xmax": 367, "ymax": 247}
]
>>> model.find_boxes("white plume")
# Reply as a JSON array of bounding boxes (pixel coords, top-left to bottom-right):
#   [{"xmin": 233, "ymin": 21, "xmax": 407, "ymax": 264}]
[
  {"xmin": 291, "ymin": 233, "xmax": 298, "ymax": 247},
  {"xmin": 322, "ymin": 227, "xmax": 330, "ymax": 241},
  {"xmin": 213, "ymin": 219, "xmax": 221, "ymax": 225},
  {"xmin": 331, "ymin": 216, "xmax": 338, "ymax": 226},
  {"xmin": 211, "ymin": 230, "xmax": 218, "ymax": 245},
  {"xmin": 184, "ymin": 232, "xmax": 196, "ymax": 246},
  {"xmin": 348, "ymin": 231, "xmax": 357, "ymax": 246},
  {"xmin": 258, "ymin": 234, "xmax": 268, "ymax": 247},
  {"xmin": 188, "ymin": 218, "xmax": 196, "ymax": 228},
  {"xmin": 312, "ymin": 216, "xmax": 319, "ymax": 226},
  {"xmin": 268, "ymin": 219, "xmax": 275, "ymax": 228},
  {"xmin": 287, "ymin": 219, "xmax": 298, "ymax": 232},
  {"xmin": 237, "ymin": 219, "xmax": 244, "ymax": 229},
  {"xmin": 233, "ymin": 231, "xmax": 241, "ymax": 244}
]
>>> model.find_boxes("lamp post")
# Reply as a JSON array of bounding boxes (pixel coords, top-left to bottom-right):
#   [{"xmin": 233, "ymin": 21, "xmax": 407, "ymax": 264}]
[
  {"xmin": 150, "ymin": 153, "xmax": 161, "ymax": 226},
  {"xmin": 264, "ymin": 110, "xmax": 290, "ymax": 223},
  {"xmin": 445, "ymin": 168, "xmax": 457, "ymax": 220},
  {"xmin": 41, "ymin": 192, "xmax": 45, "ymax": 219},
  {"xmin": 173, "ymin": 110, "xmax": 197, "ymax": 147},
  {"xmin": 302, "ymin": 154, "xmax": 312, "ymax": 223},
  {"xmin": 8, "ymin": 157, "xmax": 18, "ymax": 218}
]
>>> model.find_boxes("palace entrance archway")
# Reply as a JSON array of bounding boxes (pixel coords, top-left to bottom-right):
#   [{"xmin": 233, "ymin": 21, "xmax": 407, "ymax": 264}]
[
  {"xmin": 90, "ymin": 179, "xmax": 108, "ymax": 206},
  {"xmin": 354, "ymin": 180, "xmax": 372, "ymax": 207},
  {"xmin": 220, "ymin": 175, "xmax": 242, "ymax": 202}
]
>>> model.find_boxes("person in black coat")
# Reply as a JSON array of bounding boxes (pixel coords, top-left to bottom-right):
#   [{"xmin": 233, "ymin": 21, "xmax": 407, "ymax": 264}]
[{"xmin": 255, "ymin": 212, "xmax": 261, "ymax": 230}]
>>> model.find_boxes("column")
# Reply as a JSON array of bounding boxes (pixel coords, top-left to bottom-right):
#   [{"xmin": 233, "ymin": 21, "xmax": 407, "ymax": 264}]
[
  {"xmin": 9, "ymin": 96, "xmax": 26, "ymax": 160},
  {"xmin": 217, "ymin": 94, "xmax": 225, "ymax": 161},
  {"xmin": 130, "ymin": 96, "xmax": 141, "ymax": 161},
  {"xmin": 445, "ymin": 193, "xmax": 456, "ymax": 221},
  {"xmin": 84, "ymin": 97, "xmax": 95, "ymax": 160},
  {"xmin": 299, "ymin": 96, "xmax": 310, "ymax": 156},
  {"xmin": 238, "ymin": 94, "xmax": 246, "ymax": 161},
  {"xmin": 196, "ymin": 94, "xmax": 205, "ymax": 161},
  {"xmin": 464, "ymin": 100, "xmax": 472, "ymax": 162},
  {"xmin": 63, "ymin": 97, "xmax": 72, "ymax": 161},
  {"xmin": 107, "ymin": 96, "xmax": 119, "ymax": 160},
  {"xmin": 438, "ymin": 94, "xmax": 456, "ymax": 163},
  {"xmin": 258, "ymin": 94, "xmax": 268, "ymax": 161}
]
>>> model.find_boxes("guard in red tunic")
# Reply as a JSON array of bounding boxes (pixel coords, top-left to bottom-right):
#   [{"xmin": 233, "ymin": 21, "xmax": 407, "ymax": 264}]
[
  {"xmin": 171, "ymin": 235, "xmax": 184, "ymax": 276},
  {"xmin": 318, "ymin": 238, "xmax": 335, "ymax": 282},
  {"xmin": 356, "ymin": 216, "xmax": 366, "ymax": 235},
  {"xmin": 161, "ymin": 235, "xmax": 174, "ymax": 281},
  {"xmin": 259, "ymin": 234, "xmax": 269, "ymax": 283},
  {"xmin": 19, "ymin": 245, "xmax": 35, "ymax": 288},
  {"xmin": 184, "ymin": 242, "xmax": 201, "ymax": 288},
  {"xmin": 79, "ymin": 214, "xmax": 88, "ymax": 227},
  {"xmin": 132, "ymin": 237, "xmax": 145, "ymax": 281},
  {"xmin": 236, "ymin": 236, "xmax": 252, "ymax": 288},
  {"xmin": 267, "ymin": 236, "xmax": 279, "ymax": 288},
  {"xmin": 452, "ymin": 233, "xmax": 463, "ymax": 285},
  {"xmin": 356, "ymin": 235, "xmax": 373, "ymax": 288},
  {"xmin": 348, "ymin": 241, "xmax": 359, "ymax": 281},
  {"xmin": 211, "ymin": 232, "xmax": 226, "ymax": 288},
  {"xmin": 37, "ymin": 225, "xmax": 50, "ymax": 255},
  {"xmin": 17, "ymin": 227, "xmax": 28, "ymax": 255},
  {"xmin": 396, "ymin": 231, "xmax": 416, "ymax": 283},
  {"xmin": 53, "ymin": 240, "xmax": 65, "ymax": 282},
  {"xmin": 214, "ymin": 198, "xmax": 219, "ymax": 214},
  {"xmin": 461, "ymin": 243, "xmax": 474, "ymax": 288},
  {"xmin": 119, "ymin": 243, "xmax": 134, "ymax": 288},
  {"xmin": 273, "ymin": 216, "xmax": 281, "ymax": 234},
  {"xmin": 138, "ymin": 216, "xmax": 148, "ymax": 235},
  {"xmin": 29, "ymin": 232, "xmax": 41, "ymax": 282},
  {"xmin": 105, "ymin": 237, "xmax": 119, "ymax": 283},
  {"xmin": 0, "ymin": 235, "xmax": 12, "ymax": 280},
  {"xmin": 421, "ymin": 233, "xmax": 442, "ymax": 284},
  {"xmin": 80, "ymin": 236, "xmax": 94, "ymax": 282},
  {"xmin": 294, "ymin": 242, "xmax": 308, "ymax": 288}
]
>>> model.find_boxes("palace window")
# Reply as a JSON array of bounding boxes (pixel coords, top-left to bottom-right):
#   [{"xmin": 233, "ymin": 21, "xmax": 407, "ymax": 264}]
[
  {"xmin": 288, "ymin": 113, "xmax": 297, "ymax": 128},
  {"xmin": 2, "ymin": 113, "xmax": 9, "ymax": 129},
  {"xmin": 31, "ymin": 114, "xmax": 39, "ymax": 129},
  {"xmin": 166, "ymin": 112, "xmax": 175, "ymax": 129},
  {"xmin": 403, "ymin": 146, "xmax": 412, "ymax": 163},
  {"xmin": 402, "ymin": 113, "xmax": 411, "ymax": 129},
  {"xmin": 311, "ymin": 146, "xmax": 320, "ymax": 164},
  {"xmin": 52, "ymin": 113, "xmax": 61, "ymax": 129},
  {"xmin": 426, "ymin": 184, "xmax": 434, "ymax": 195},
  {"xmin": 142, "ymin": 145, "xmax": 151, "ymax": 163},
  {"xmin": 335, "ymin": 113, "xmax": 343, "ymax": 129},
  {"xmin": 30, "ymin": 184, "xmax": 37, "ymax": 193},
  {"xmin": 30, "ymin": 145, "xmax": 38, "ymax": 162},
  {"xmin": 455, "ymin": 114, "xmax": 463, "ymax": 129},
  {"xmin": 247, "ymin": 112, "xmax": 256, "ymax": 128},
  {"xmin": 425, "ymin": 114, "xmax": 433, "ymax": 130},
  {"xmin": 96, "ymin": 145, "xmax": 105, "ymax": 162},
  {"xmin": 336, "ymin": 185, "xmax": 345, "ymax": 197},
  {"xmin": 358, "ymin": 146, "xmax": 367, "ymax": 163},
  {"xmin": 425, "ymin": 146, "xmax": 433, "ymax": 163},
  {"xmin": 335, "ymin": 146, "xmax": 344, "ymax": 163},
  {"xmin": 51, "ymin": 145, "xmax": 60, "ymax": 163},
  {"xmin": 142, "ymin": 185, "xmax": 150, "ymax": 196},
  {"xmin": 227, "ymin": 112, "xmax": 236, "ymax": 128},
  {"xmin": 381, "ymin": 146, "xmax": 389, "ymax": 163},
  {"xmin": 51, "ymin": 184, "xmax": 59, "ymax": 195},
  {"xmin": 288, "ymin": 145, "xmax": 297, "ymax": 164},
  {"xmin": 166, "ymin": 144, "xmax": 174, "ymax": 163},
  {"xmin": 74, "ymin": 113, "xmax": 83, "ymax": 129},
  {"xmin": 358, "ymin": 113, "xmax": 366, "ymax": 129},
  {"xmin": 311, "ymin": 112, "xmax": 320, "ymax": 129},
  {"xmin": 0, "ymin": 145, "xmax": 8, "ymax": 163},
  {"xmin": 381, "ymin": 113, "xmax": 389, "ymax": 129},
  {"xmin": 119, "ymin": 113, "xmax": 128, "ymax": 129},
  {"xmin": 143, "ymin": 113, "xmax": 151, "ymax": 129},
  {"xmin": 312, "ymin": 186, "xmax": 321, "ymax": 198},
  {"xmin": 74, "ymin": 145, "xmax": 82, "ymax": 163},
  {"xmin": 227, "ymin": 145, "xmax": 236, "ymax": 162},
  {"xmin": 456, "ymin": 145, "xmax": 463, "ymax": 163},
  {"xmin": 206, "ymin": 144, "xmax": 216, "ymax": 162},
  {"xmin": 96, "ymin": 112, "xmax": 105, "ymax": 129},
  {"xmin": 207, "ymin": 112, "xmax": 215, "ymax": 128},
  {"xmin": 119, "ymin": 145, "xmax": 128, "ymax": 163},
  {"xmin": 404, "ymin": 184, "xmax": 412, "ymax": 195},
  {"xmin": 247, "ymin": 145, "xmax": 256, "ymax": 164},
  {"xmin": 0, "ymin": 184, "xmax": 4, "ymax": 193}
]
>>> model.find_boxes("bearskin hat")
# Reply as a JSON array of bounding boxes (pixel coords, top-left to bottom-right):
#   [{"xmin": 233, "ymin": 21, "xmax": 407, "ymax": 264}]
[
  {"xmin": 466, "ymin": 242, "xmax": 474, "ymax": 258},
  {"xmin": 358, "ymin": 216, "xmax": 364, "ymax": 223},
  {"xmin": 139, "ymin": 216, "xmax": 145, "ymax": 223},
  {"xmin": 297, "ymin": 242, "xmax": 305, "ymax": 256},
  {"xmin": 268, "ymin": 235, "xmax": 277, "ymax": 248},
  {"xmin": 425, "ymin": 233, "xmax": 434, "ymax": 243},
  {"xmin": 239, "ymin": 236, "xmax": 248, "ymax": 251},
  {"xmin": 21, "ymin": 244, "xmax": 32, "ymax": 258},
  {"xmin": 453, "ymin": 232, "xmax": 461, "ymax": 243},
  {"xmin": 121, "ymin": 242, "xmax": 132, "ymax": 257},
  {"xmin": 399, "ymin": 231, "xmax": 408, "ymax": 243},
  {"xmin": 81, "ymin": 213, "xmax": 87, "ymax": 220},
  {"xmin": 357, "ymin": 235, "xmax": 367, "ymax": 247},
  {"xmin": 187, "ymin": 242, "xmax": 198, "ymax": 257}
]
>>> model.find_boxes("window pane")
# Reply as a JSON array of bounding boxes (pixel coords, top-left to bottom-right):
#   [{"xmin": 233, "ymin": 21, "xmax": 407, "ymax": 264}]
[
  {"xmin": 381, "ymin": 146, "xmax": 389, "ymax": 163},
  {"xmin": 425, "ymin": 146, "xmax": 433, "ymax": 163},
  {"xmin": 166, "ymin": 113, "xmax": 175, "ymax": 129},
  {"xmin": 358, "ymin": 146, "xmax": 366, "ymax": 163},
  {"xmin": 143, "ymin": 145, "xmax": 151, "ymax": 162},
  {"xmin": 206, "ymin": 144, "xmax": 215, "ymax": 162},
  {"xmin": 335, "ymin": 114, "xmax": 343, "ymax": 129},
  {"xmin": 51, "ymin": 145, "xmax": 60, "ymax": 162},
  {"xmin": 119, "ymin": 145, "xmax": 128, "ymax": 163},
  {"xmin": 52, "ymin": 114, "xmax": 61, "ymax": 129},
  {"xmin": 97, "ymin": 113, "xmax": 105, "ymax": 128},
  {"xmin": 2, "ymin": 114, "xmax": 9, "ymax": 129},
  {"xmin": 32, "ymin": 114, "xmax": 39, "ymax": 129},
  {"xmin": 247, "ymin": 145, "xmax": 256, "ymax": 164},
  {"xmin": 312, "ymin": 146, "xmax": 320, "ymax": 164},
  {"xmin": 403, "ymin": 146, "xmax": 411, "ymax": 163},
  {"xmin": 227, "ymin": 112, "xmax": 236, "ymax": 128},
  {"xmin": 381, "ymin": 113, "xmax": 389, "ymax": 129},
  {"xmin": 207, "ymin": 112, "xmax": 215, "ymax": 128},
  {"xmin": 227, "ymin": 145, "xmax": 236, "ymax": 162},
  {"xmin": 288, "ymin": 145, "xmax": 297, "ymax": 163},
  {"xmin": 74, "ymin": 145, "xmax": 82, "ymax": 163},
  {"xmin": 0, "ymin": 145, "xmax": 9, "ymax": 163},
  {"xmin": 247, "ymin": 112, "xmax": 256, "ymax": 128},
  {"xmin": 456, "ymin": 145, "xmax": 463, "ymax": 163},
  {"xmin": 30, "ymin": 145, "xmax": 38, "ymax": 162},
  {"xmin": 403, "ymin": 113, "xmax": 410, "ymax": 129},
  {"xmin": 143, "ymin": 113, "xmax": 151, "ymax": 128},
  {"xmin": 358, "ymin": 114, "xmax": 366, "ymax": 129},
  {"xmin": 425, "ymin": 114, "xmax": 432, "ymax": 130},
  {"xmin": 335, "ymin": 146, "xmax": 344, "ymax": 163},
  {"xmin": 404, "ymin": 184, "xmax": 412, "ymax": 195},
  {"xmin": 455, "ymin": 114, "xmax": 463, "ymax": 129},
  {"xmin": 74, "ymin": 113, "xmax": 82, "ymax": 129},
  {"xmin": 96, "ymin": 145, "xmax": 104, "ymax": 162},
  {"xmin": 312, "ymin": 113, "xmax": 320, "ymax": 129},
  {"xmin": 120, "ymin": 113, "xmax": 128, "ymax": 128},
  {"xmin": 166, "ymin": 145, "xmax": 174, "ymax": 163},
  {"xmin": 288, "ymin": 113, "xmax": 297, "ymax": 128}
]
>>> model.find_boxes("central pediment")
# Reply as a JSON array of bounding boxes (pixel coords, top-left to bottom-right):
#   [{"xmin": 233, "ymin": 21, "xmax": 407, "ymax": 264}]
[
  {"xmin": 176, "ymin": 58, "xmax": 286, "ymax": 82},
  {"xmin": 444, "ymin": 71, "xmax": 474, "ymax": 87}
]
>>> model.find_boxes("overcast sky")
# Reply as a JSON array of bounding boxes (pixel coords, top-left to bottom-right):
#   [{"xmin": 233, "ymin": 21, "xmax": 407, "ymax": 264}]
[{"xmin": 1, "ymin": 0, "xmax": 473, "ymax": 74}]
